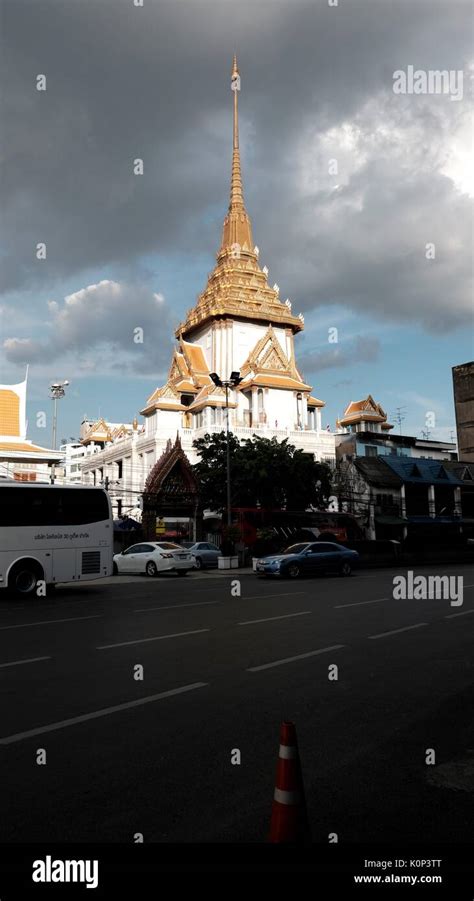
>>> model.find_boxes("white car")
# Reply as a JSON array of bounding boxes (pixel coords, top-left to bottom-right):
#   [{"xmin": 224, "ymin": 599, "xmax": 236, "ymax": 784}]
[{"xmin": 113, "ymin": 541, "xmax": 194, "ymax": 577}]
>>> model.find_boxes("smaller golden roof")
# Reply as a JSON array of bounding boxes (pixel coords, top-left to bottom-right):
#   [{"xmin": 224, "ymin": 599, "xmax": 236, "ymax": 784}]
[
  {"xmin": 338, "ymin": 395, "xmax": 393, "ymax": 430},
  {"xmin": 242, "ymin": 374, "xmax": 312, "ymax": 391},
  {"xmin": 0, "ymin": 440, "xmax": 62, "ymax": 460},
  {"xmin": 307, "ymin": 396, "xmax": 325, "ymax": 408}
]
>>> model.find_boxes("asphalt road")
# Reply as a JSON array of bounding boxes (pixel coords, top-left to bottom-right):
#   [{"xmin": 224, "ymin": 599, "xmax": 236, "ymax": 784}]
[{"xmin": 1, "ymin": 564, "xmax": 473, "ymax": 844}]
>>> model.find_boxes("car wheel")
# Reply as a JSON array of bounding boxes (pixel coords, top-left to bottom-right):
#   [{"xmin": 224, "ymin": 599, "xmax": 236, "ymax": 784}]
[
  {"xmin": 113, "ymin": 562, "xmax": 118, "ymax": 575},
  {"xmin": 146, "ymin": 561, "xmax": 158, "ymax": 577},
  {"xmin": 8, "ymin": 560, "xmax": 44, "ymax": 597},
  {"xmin": 340, "ymin": 561, "xmax": 352, "ymax": 576},
  {"xmin": 287, "ymin": 563, "xmax": 301, "ymax": 579},
  {"xmin": 194, "ymin": 557, "xmax": 203, "ymax": 570}
]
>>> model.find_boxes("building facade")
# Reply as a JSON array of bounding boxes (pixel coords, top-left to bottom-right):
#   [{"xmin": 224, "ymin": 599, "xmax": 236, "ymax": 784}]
[
  {"xmin": 337, "ymin": 456, "xmax": 472, "ymax": 542},
  {"xmin": 335, "ymin": 395, "xmax": 456, "ymax": 462},
  {"xmin": 81, "ymin": 58, "xmax": 335, "ymax": 517},
  {"xmin": 56, "ymin": 442, "xmax": 89, "ymax": 484},
  {"xmin": 453, "ymin": 362, "xmax": 474, "ymax": 462}
]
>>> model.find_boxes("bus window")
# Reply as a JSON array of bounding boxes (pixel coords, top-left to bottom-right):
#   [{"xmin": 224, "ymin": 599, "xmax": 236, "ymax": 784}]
[{"xmin": 0, "ymin": 487, "xmax": 110, "ymax": 527}]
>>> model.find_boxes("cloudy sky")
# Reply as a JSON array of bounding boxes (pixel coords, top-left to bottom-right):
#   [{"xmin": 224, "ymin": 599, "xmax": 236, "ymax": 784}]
[{"xmin": 2, "ymin": 0, "xmax": 472, "ymax": 446}]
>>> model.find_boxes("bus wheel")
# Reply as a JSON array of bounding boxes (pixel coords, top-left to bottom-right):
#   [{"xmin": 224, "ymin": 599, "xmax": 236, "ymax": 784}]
[{"xmin": 9, "ymin": 560, "xmax": 44, "ymax": 597}]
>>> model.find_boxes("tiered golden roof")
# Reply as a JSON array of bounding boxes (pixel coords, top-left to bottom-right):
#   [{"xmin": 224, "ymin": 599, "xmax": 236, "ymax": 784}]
[
  {"xmin": 175, "ymin": 56, "xmax": 304, "ymax": 339},
  {"xmin": 140, "ymin": 338, "xmax": 213, "ymax": 415},
  {"xmin": 336, "ymin": 395, "xmax": 394, "ymax": 431}
]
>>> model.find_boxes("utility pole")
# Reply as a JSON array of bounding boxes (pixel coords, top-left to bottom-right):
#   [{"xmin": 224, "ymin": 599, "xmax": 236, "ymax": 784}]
[{"xmin": 49, "ymin": 380, "xmax": 69, "ymax": 484}]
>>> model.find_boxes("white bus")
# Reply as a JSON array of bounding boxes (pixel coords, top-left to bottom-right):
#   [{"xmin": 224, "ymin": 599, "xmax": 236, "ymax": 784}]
[{"xmin": 0, "ymin": 483, "xmax": 113, "ymax": 597}]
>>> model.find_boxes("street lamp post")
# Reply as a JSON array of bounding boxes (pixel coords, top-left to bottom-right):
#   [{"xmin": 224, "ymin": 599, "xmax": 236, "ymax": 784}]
[
  {"xmin": 209, "ymin": 370, "xmax": 242, "ymax": 530},
  {"xmin": 49, "ymin": 380, "xmax": 69, "ymax": 484}
]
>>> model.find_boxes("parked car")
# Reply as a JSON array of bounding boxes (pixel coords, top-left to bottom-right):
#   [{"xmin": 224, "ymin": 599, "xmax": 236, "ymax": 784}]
[
  {"xmin": 180, "ymin": 541, "xmax": 222, "ymax": 569},
  {"xmin": 255, "ymin": 541, "xmax": 359, "ymax": 578},
  {"xmin": 113, "ymin": 542, "xmax": 194, "ymax": 576}
]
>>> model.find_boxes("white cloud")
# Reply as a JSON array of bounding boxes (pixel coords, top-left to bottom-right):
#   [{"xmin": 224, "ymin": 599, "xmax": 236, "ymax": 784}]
[{"xmin": 3, "ymin": 280, "xmax": 175, "ymax": 376}]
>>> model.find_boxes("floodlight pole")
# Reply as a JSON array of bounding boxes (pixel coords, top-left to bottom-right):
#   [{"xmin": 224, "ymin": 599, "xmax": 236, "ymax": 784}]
[
  {"xmin": 49, "ymin": 380, "xmax": 69, "ymax": 484},
  {"xmin": 225, "ymin": 382, "xmax": 231, "ymax": 528},
  {"xmin": 209, "ymin": 371, "xmax": 242, "ymax": 533}
]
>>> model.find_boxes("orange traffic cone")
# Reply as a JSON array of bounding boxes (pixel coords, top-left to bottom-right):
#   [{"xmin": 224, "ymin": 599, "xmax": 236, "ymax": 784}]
[{"xmin": 269, "ymin": 721, "xmax": 311, "ymax": 843}]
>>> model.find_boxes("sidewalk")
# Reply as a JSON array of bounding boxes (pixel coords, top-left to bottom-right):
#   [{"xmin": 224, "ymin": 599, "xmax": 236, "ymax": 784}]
[{"xmin": 76, "ymin": 567, "xmax": 256, "ymax": 587}]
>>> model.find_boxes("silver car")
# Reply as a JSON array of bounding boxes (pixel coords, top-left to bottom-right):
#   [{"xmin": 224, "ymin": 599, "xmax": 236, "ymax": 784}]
[
  {"xmin": 113, "ymin": 542, "xmax": 194, "ymax": 577},
  {"xmin": 180, "ymin": 541, "xmax": 222, "ymax": 570}
]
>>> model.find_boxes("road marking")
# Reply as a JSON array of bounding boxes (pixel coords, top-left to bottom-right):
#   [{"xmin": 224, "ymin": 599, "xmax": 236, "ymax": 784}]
[
  {"xmin": 368, "ymin": 622, "xmax": 427, "ymax": 640},
  {"xmin": 0, "ymin": 682, "xmax": 208, "ymax": 745},
  {"xmin": 247, "ymin": 644, "xmax": 345, "ymax": 672},
  {"xmin": 445, "ymin": 608, "xmax": 474, "ymax": 619},
  {"xmin": 0, "ymin": 655, "xmax": 51, "ymax": 669},
  {"xmin": 242, "ymin": 592, "xmax": 307, "ymax": 601},
  {"xmin": 334, "ymin": 598, "xmax": 388, "ymax": 609},
  {"xmin": 0, "ymin": 614, "xmax": 102, "ymax": 631},
  {"xmin": 97, "ymin": 628, "xmax": 210, "ymax": 650},
  {"xmin": 135, "ymin": 601, "xmax": 219, "ymax": 613},
  {"xmin": 238, "ymin": 611, "xmax": 312, "ymax": 625}
]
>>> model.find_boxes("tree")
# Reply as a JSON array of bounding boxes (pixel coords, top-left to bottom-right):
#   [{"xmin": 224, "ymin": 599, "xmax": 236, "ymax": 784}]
[{"xmin": 193, "ymin": 432, "xmax": 332, "ymax": 513}]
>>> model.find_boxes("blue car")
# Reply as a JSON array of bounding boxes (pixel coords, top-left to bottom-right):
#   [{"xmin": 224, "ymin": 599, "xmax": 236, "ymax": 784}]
[{"xmin": 256, "ymin": 541, "xmax": 359, "ymax": 579}]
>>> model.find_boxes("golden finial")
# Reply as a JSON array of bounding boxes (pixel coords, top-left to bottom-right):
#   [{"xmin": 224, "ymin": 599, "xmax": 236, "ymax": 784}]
[
  {"xmin": 217, "ymin": 56, "xmax": 254, "ymax": 260},
  {"xmin": 230, "ymin": 55, "xmax": 243, "ymax": 207}
]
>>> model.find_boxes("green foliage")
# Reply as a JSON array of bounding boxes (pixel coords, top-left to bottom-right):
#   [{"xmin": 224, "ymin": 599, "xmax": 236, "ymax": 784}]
[{"xmin": 193, "ymin": 432, "xmax": 332, "ymax": 513}]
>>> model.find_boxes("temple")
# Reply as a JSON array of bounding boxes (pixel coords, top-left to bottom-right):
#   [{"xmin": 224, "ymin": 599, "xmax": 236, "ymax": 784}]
[
  {"xmin": 0, "ymin": 373, "xmax": 62, "ymax": 480},
  {"xmin": 81, "ymin": 58, "xmax": 335, "ymax": 516}
]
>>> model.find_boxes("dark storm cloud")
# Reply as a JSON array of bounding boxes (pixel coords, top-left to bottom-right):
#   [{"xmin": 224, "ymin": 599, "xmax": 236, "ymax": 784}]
[{"xmin": 2, "ymin": 0, "xmax": 472, "ymax": 337}]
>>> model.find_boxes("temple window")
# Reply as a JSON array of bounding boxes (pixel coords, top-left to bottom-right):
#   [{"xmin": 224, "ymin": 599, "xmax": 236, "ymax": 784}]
[
  {"xmin": 296, "ymin": 393, "xmax": 303, "ymax": 428},
  {"xmin": 257, "ymin": 388, "xmax": 265, "ymax": 422}
]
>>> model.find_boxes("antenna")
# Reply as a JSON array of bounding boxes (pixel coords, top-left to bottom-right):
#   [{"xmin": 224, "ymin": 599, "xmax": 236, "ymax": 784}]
[{"xmin": 392, "ymin": 406, "xmax": 407, "ymax": 435}]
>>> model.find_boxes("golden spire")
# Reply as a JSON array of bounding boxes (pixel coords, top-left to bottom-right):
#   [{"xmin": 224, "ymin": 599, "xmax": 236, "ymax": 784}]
[
  {"xmin": 175, "ymin": 57, "xmax": 305, "ymax": 340},
  {"xmin": 219, "ymin": 55, "xmax": 254, "ymax": 256},
  {"xmin": 230, "ymin": 54, "xmax": 243, "ymax": 208}
]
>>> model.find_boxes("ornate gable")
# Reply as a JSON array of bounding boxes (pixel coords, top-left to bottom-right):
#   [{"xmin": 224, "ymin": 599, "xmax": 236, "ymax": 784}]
[
  {"xmin": 241, "ymin": 326, "xmax": 291, "ymax": 377},
  {"xmin": 362, "ymin": 395, "xmax": 378, "ymax": 413},
  {"xmin": 81, "ymin": 417, "xmax": 112, "ymax": 444},
  {"xmin": 260, "ymin": 344, "xmax": 287, "ymax": 372},
  {"xmin": 160, "ymin": 384, "xmax": 180, "ymax": 400}
]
